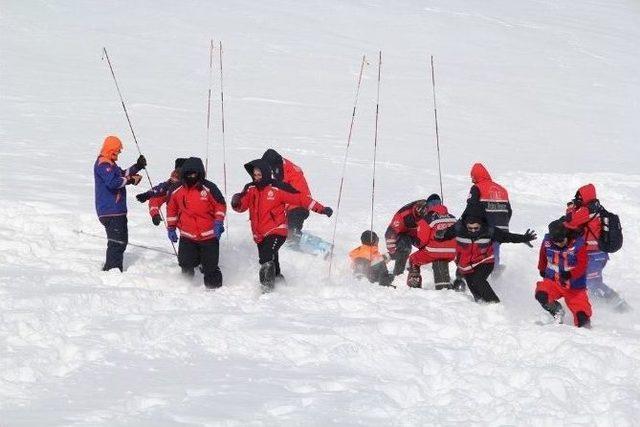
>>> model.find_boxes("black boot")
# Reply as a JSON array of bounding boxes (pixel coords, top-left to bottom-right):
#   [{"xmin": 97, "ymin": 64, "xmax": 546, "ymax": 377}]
[
  {"xmin": 433, "ymin": 260, "xmax": 453, "ymax": 290},
  {"xmin": 204, "ymin": 267, "xmax": 223, "ymax": 289},
  {"xmin": 259, "ymin": 261, "xmax": 276, "ymax": 293},
  {"xmin": 407, "ymin": 265, "xmax": 422, "ymax": 288},
  {"xmin": 576, "ymin": 311, "xmax": 591, "ymax": 328}
]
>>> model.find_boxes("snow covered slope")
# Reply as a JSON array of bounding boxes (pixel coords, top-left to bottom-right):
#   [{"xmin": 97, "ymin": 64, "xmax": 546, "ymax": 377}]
[{"xmin": 1, "ymin": 0, "xmax": 639, "ymax": 424}]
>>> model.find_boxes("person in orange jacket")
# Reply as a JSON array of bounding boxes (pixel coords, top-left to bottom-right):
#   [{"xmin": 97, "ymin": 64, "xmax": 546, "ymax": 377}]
[
  {"xmin": 261, "ymin": 149, "xmax": 313, "ymax": 242},
  {"xmin": 348, "ymin": 231, "xmax": 395, "ymax": 287},
  {"xmin": 93, "ymin": 135, "xmax": 146, "ymax": 271},
  {"xmin": 231, "ymin": 158, "xmax": 333, "ymax": 292}
]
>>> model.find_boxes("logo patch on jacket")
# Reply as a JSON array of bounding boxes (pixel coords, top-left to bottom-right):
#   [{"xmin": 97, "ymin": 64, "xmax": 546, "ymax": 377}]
[{"xmin": 267, "ymin": 190, "xmax": 275, "ymax": 200}]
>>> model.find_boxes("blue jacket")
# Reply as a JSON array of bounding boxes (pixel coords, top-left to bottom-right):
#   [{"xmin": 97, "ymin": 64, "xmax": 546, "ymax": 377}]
[
  {"xmin": 94, "ymin": 157, "xmax": 140, "ymax": 217},
  {"xmin": 539, "ymin": 234, "xmax": 588, "ymax": 289}
]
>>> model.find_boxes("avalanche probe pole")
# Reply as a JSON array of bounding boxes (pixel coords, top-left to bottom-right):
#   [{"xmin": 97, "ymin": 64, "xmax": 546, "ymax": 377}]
[
  {"xmin": 74, "ymin": 230, "xmax": 177, "ymax": 257},
  {"xmin": 101, "ymin": 47, "xmax": 178, "ymax": 258},
  {"xmin": 370, "ymin": 51, "xmax": 382, "ymax": 240},
  {"xmin": 219, "ymin": 41, "xmax": 230, "ymax": 239},
  {"xmin": 205, "ymin": 39, "xmax": 214, "ymax": 174},
  {"xmin": 430, "ymin": 55, "xmax": 444, "ymax": 202},
  {"xmin": 327, "ymin": 55, "xmax": 368, "ymax": 279}
]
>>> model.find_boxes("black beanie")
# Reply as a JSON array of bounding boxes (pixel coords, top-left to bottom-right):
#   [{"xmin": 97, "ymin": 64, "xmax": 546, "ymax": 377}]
[
  {"xmin": 175, "ymin": 158, "xmax": 187, "ymax": 169},
  {"xmin": 426, "ymin": 193, "xmax": 441, "ymax": 207},
  {"xmin": 548, "ymin": 219, "xmax": 567, "ymax": 241},
  {"xmin": 361, "ymin": 230, "xmax": 379, "ymax": 245},
  {"xmin": 464, "ymin": 203, "xmax": 486, "ymax": 224}
]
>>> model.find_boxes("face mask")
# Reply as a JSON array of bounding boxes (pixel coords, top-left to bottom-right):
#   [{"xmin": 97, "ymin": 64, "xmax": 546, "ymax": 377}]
[{"xmin": 184, "ymin": 175, "xmax": 198, "ymax": 187}]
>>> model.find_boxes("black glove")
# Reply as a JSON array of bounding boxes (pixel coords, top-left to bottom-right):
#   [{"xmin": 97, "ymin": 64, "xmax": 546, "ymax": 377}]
[
  {"xmin": 523, "ymin": 229, "xmax": 537, "ymax": 247},
  {"xmin": 560, "ymin": 271, "xmax": 571, "ymax": 281},
  {"xmin": 434, "ymin": 230, "xmax": 446, "ymax": 241},
  {"xmin": 127, "ymin": 174, "xmax": 142, "ymax": 186},
  {"xmin": 539, "ymin": 270, "xmax": 546, "ymax": 278},
  {"xmin": 136, "ymin": 155, "xmax": 147, "ymax": 170},
  {"xmin": 231, "ymin": 193, "xmax": 242, "ymax": 210},
  {"xmin": 136, "ymin": 192, "xmax": 150, "ymax": 203},
  {"xmin": 322, "ymin": 207, "xmax": 333, "ymax": 217},
  {"xmin": 152, "ymin": 214, "xmax": 162, "ymax": 226}
]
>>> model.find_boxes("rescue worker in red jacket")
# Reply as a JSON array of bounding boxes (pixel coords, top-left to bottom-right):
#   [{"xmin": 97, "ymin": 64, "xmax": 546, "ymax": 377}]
[
  {"xmin": 407, "ymin": 194, "xmax": 463, "ymax": 290},
  {"xmin": 384, "ymin": 198, "xmax": 430, "ymax": 276},
  {"xmin": 135, "ymin": 158, "xmax": 186, "ymax": 225},
  {"xmin": 536, "ymin": 219, "xmax": 591, "ymax": 327},
  {"xmin": 348, "ymin": 230, "xmax": 394, "ymax": 287},
  {"xmin": 564, "ymin": 184, "xmax": 627, "ymax": 311},
  {"xmin": 231, "ymin": 159, "xmax": 333, "ymax": 292},
  {"xmin": 261, "ymin": 149, "xmax": 313, "ymax": 242},
  {"xmin": 436, "ymin": 204, "xmax": 536, "ymax": 303},
  {"xmin": 166, "ymin": 157, "xmax": 226, "ymax": 289},
  {"xmin": 462, "ymin": 163, "xmax": 512, "ymax": 270}
]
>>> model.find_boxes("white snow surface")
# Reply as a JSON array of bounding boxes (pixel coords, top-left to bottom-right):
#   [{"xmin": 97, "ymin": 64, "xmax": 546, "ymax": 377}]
[{"xmin": 2, "ymin": 0, "xmax": 640, "ymax": 425}]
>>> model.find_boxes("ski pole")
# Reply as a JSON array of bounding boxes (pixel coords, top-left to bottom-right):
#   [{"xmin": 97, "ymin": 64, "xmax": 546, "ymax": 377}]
[
  {"xmin": 370, "ymin": 51, "xmax": 382, "ymax": 237},
  {"xmin": 101, "ymin": 47, "xmax": 178, "ymax": 258},
  {"xmin": 205, "ymin": 39, "xmax": 214, "ymax": 174},
  {"xmin": 74, "ymin": 229, "xmax": 177, "ymax": 257},
  {"xmin": 327, "ymin": 55, "xmax": 368, "ymax": 279},
  {"xmin": 219, "ymin": 41, "xmax": 230, "ymax": 239},
  {"xmin": 430, "ymin": 55, "xmax": 444, "ymax": 202}
]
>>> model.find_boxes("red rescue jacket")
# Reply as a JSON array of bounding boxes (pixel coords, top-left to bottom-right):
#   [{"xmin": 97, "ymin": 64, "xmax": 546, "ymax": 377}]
[
  {"xmin": 415, "ymin": 205, "xmax": 457, "ymax": 261},
  {"xmin": 564, "ymin": 183, "xmax": 601, "ymax": 252},
  {"xmin": 166, "ymin": 181, "xmax": 226, "ymax": 241}
]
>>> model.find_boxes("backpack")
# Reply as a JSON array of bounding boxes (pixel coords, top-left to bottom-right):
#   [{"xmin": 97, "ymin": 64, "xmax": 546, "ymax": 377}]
[{"xmin": 597, "ymin": 207, "xmax": 623, "ymax": 253}]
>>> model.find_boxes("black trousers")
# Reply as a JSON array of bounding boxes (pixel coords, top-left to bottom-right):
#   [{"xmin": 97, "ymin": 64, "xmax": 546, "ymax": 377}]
[
  {"xmin": 287, "ymin": 208, "xmax": 309, "ymax": 236},
  {"xmin": 258, "ymin": 235, "xmax": 286, "ymax": 275},
  {"xmin": 179, "ymin": 237, "xmax": 222, "ymax": 288},
  {"xmin": 465, "ymin": 263, "xmax": 500, "ymax": 303},
  {"xmin": 99, "ymin": 215, "xmax": 128, "ymax": 271},
  {"xmin": 392, "ymin": 234, "xmax": 414, "ymax": 275}
]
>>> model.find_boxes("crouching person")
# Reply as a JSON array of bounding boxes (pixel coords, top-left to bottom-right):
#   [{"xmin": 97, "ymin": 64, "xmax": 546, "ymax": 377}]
[
  {"xmin": 231, "ymin": 159, "xmax": 332, "ymax": 292},
  {"xmin": 535, "ymin": 219, "xmax": 592, "ymax": 327},
  {"xmin": 349, "ymin": 231, "xmax": 395, "ymax": 287},
  {"xmin": 166, "ymin": 157, "xmax": 226, "ymax": 289}
]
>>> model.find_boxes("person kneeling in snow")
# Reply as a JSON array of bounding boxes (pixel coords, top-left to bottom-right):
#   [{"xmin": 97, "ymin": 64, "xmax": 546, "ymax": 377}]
[
  {"xmin": 166, "ymin": 157, "xmax": 226, "ymax": 289},
  {"xmin": 231, "ymin": 159, "xmax": 332, "ymax": 292},
  {"xmin": 535, "ymin": 219, "xmax": 592, "ymax": 327},
  {"xmin": 93, "ymin": 135, "xmax": 146, "ymax": 271},
  {"xmin": 348, "ymin": 231, "xmax": 395, "ymax": 287},
  {"xmin": 436, "ymin": 204, "xmax": 536, "ymax": 303},
  {"xmin": 384, "ymin": 198, "xmax": 430, "ymax": 276},
  {"xmin": 135, "ymin": 158, "xmax": 187, "ymax": 226},
  {"xmin": 406, "ymin": 194, "xmax": 463, "ymax": 290}
]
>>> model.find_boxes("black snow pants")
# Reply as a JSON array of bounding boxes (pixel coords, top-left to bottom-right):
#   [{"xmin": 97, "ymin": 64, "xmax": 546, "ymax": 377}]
[
  {"xmin": 464, "ymin": 263, "xmax": 500, "ymax": 303},
  {"xmin": 179, "ymin": 237, "xmax": 222, "ymax": 288},
  {"xmin": 99, "ymin": 215, "xmax": 128, "ymax": 272}
]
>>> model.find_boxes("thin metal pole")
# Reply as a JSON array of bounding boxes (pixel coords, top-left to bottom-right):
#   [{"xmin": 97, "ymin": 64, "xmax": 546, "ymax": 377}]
[
  {"xmin": 101, "ymin": 47, "xmax": 178, "ymax": 258},
  {"xmin": 430, "ymin": 55, "xmax": 444, "ymax": 202},
  {"xmin": 205, "ymin": 39, "xmax": 214, "ymax": 174},
  {"xmin": 328, "ymin": 55, "xmax": 368, "ymax": 278},
  {"xmin": 74, "ymin": 230, "xmax": 177, "ymax": 257},
  {"xmin": 370, "ymin": 51, "xmax": 382, "ymax": 236}
]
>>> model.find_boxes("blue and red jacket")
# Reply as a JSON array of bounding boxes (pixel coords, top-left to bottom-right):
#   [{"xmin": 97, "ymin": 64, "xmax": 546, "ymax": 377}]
[
  {"xmin": 538, "ymin": 235, "xmax": 588, "ymax": 289},
  {"xmin": 94, "ymin": 157, "xmax": 141, "ymax": 217}
]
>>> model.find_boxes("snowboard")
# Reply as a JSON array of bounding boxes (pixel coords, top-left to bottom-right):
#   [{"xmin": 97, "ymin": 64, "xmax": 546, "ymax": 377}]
[{"xmin": 286, "ymin": 231, "xmax": 333, "ymax": 259}]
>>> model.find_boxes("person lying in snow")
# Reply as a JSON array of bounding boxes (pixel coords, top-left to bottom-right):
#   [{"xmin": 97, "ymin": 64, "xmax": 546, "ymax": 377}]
[
  {"xmin": 166, "ymin": 157, "xmax": 226, "ymax": 289},
  {"xmin": 231, "ymin": 158, "xmax": 332, "ymax": 292},
  {"xmin": 407, "ymin": 194, "xmax": 464, "ymax": 291},
  {"xmin": 436, "ymin": 204, "xmax": 536, "ymax": 303},
  {"xmin": 135, "ymin": 157, "xmax": 187, "ymax": 226},
  {"xmin": 535, "ymin": 219, "xmax": 592, "ymax": 327},
  {"xmin": 348, "ymin": 230, "xmax": 395, "ymax": 287}
]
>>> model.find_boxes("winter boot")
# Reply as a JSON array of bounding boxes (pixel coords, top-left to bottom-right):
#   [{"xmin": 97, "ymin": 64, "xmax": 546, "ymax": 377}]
[
  {"xmin": 204, "ymin": 267, "xmax": 223, "ymax": 289},
  {"xmin": 259, "ymin": 261, "xmax": 276, "ymax": 293},
  {"xmin": 379, "ymin": 273, "xmax": 396, "ymax": 288},
  {"xmin": 576, "ymin": 311, "xmax": 591, "ymax": 328},
  {"xmin": 432, "ymin": 260, "xmax": 453, "ymax": 290},
  {"xmin": 181, "ymin": 267, "xmax": 195, "ymax": 277},
  {"xmin": 407, "ymin": 265, "xmax": 422, "ymax": 288}
]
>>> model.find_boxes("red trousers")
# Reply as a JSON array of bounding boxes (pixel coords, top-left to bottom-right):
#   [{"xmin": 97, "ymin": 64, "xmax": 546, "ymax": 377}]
[
  {"xmin": 409, "ymin": 249, "xmax": 454, "ymax": 266},
  {"xmin": 535, "ymin": 279, "xmax": 592, "ymax": 326}
]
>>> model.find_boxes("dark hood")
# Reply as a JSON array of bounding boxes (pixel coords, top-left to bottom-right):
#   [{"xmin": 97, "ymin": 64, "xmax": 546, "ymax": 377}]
[
  {"xmin": 463, "ymin": 202, "xmax": 487, "ymax": 224},
  {"xmin": 262, "ymin": 149, "xmax": 284, "ymax": 180},
  {"xmin": 181, "ymin": 157, "xmax": 206, "ymax": 183},
  {"xmin": 244, "ymin": 158, "xmax": 274, "ymax": 188}
]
